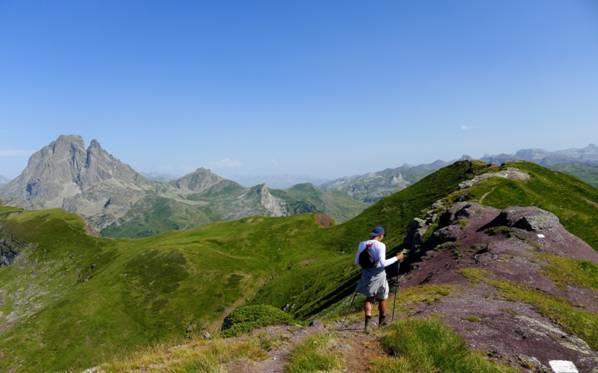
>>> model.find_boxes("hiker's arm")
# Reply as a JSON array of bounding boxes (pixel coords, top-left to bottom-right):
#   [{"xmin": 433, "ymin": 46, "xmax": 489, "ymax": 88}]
[{"xmin": 381, "ymin": 244, "xmax": 398, "ymax": 267}]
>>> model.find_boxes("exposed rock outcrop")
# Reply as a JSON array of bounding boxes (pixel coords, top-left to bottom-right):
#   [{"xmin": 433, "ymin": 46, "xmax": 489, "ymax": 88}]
[
  {"xmin": 253, "ymin": 184, "xmax": 288, "ymax": 216},
  {"xmin": 400, "ymin": 202, "xmax": 598, "ymax": 371},
  {"xmin": 0, "ymin": 135, "xmax": 151, "ymax": 231},
  {"xmin": 0, "ymin": 238, "xmax": 26, "ymax": 266},
  {"xmin": 458, "ymin": 168, "xmax": 529, "ymax": 189}
]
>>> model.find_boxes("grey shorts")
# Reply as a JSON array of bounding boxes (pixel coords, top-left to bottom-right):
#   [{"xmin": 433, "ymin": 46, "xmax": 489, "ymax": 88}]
[{"xmin": 356, "ymin": 267, "xmax": 389, "ymax": 300}]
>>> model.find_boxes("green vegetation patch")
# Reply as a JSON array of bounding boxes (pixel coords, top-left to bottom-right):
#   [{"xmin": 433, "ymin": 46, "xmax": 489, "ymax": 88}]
[
  {"xmin": 397, "ymin": 284, "xmax": 457, "ymax": 308},
  {"xmin": 538, "ymin": 253, "xmax": 598, "ymax": 290},
  {"xmin": 460, "ymin": 268, "xmax": 598, "ymax": 349},
  {"xmin": 463, "ymin": 315, "xmax": 482, "ymax": 323},
  {"xmin": 372, "ymin": 318, "xmax": 515, "ymax": 373},
  {"xmin": 222, "ymin": 305, "xmax": 296, "ymax": 337},
  {"xmin": 286, "ymin": 333, "xmax": 343, "ymax": 373}
]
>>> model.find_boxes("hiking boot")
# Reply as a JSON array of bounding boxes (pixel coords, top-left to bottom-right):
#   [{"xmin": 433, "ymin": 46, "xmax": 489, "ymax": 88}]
[
  {"xmin": 364, "ymin": 315, "xmax": 372, "ymax": 333},
  {"xmin": 379, "ymin": 315, "xmax": 389, "ymax": 327}
]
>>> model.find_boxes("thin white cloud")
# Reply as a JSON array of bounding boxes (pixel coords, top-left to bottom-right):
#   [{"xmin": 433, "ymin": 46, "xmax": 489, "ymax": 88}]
[
  {"xmin": 0, "ymin": 149, "xmax": 32, "ymax": 157},
  {"xmin": 460, "ymin": 124, "xmax": 476, "ymax": 131},
  {"xmin": 210, "ymin": 158, "xmax": 242, "ymax": 169}
]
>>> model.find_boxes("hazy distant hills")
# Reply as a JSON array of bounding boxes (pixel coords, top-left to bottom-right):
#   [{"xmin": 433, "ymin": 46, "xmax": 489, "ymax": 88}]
[
  {"xmin": 481, "ymin": 144, "xmax": 598, "ymax": 187},
  {"xmin": 0, "ymin": 175, "xmax": 8, "ymax": 185},
  {"xmin": 321, "ymin": 160, "xmax": 449, "ymax": 203},
  {"xmin": 481, "ymin": 144, "xmax": 598, "ymax": 165},
  {"xmin": 0, "ymin": 135, "xmax": 365, "ymax": 237}
]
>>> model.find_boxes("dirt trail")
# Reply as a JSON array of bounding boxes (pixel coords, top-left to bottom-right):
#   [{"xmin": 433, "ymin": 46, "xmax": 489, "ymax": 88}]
[{"xmin": 223, "ymin": 319, "xmax": 386, "ymax": 372}]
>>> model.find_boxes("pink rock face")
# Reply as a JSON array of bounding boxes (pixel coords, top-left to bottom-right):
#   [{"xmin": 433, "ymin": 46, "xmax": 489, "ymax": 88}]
[{"xmin": 400, "ymin": 202, "xmax": 598, "ymax": 372}]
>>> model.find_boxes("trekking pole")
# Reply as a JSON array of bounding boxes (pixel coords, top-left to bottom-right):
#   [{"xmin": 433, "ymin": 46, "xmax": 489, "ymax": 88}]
[
  {"xmin": 391, "ymin": 262, "xmax": 401, "ymax": 322},
  {"xmin": 391, "ymin": 286, "xmax": 398, "ymax": 322},
  {"xmin": 341, "ymin": 292, "xmax": 358, "ymax": 328}
]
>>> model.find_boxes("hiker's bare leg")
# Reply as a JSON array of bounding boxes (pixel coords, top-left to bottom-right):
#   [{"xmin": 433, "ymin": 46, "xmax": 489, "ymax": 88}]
[
  {"xmin": 378, "ymin": 299, "xmax": 389, "ymax": 326},
  {"xmin": 378, "ymin": 299, "xmax": 387, "ymax": 316},
  {"xmin": 364, "ymin": 297, "xmax": 374, "ymax": 316},
  {"xmin": 364, "ymin": 297, "xmax": 375, "ymax": 332}
]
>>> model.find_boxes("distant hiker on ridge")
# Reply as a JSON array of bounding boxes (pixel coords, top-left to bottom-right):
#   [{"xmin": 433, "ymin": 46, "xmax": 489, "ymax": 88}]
[{"xmin": 355, "ymin": 226, "xmax": 404, "ymax": 332}]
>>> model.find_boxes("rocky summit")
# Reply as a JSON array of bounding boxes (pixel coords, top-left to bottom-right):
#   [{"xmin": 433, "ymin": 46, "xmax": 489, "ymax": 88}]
[{"xmin": 0, "ymin": 135, "xmax": 151, "ymax": 231}]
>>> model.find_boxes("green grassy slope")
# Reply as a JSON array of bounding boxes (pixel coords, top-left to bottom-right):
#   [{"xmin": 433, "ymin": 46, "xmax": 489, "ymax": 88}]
[
  {"xmin": 271, "ymin": 183, "xmax": 368, "ymax": 222},
  {"xmin": 101, "ymin": 194, "xmax": 216, "ymax": 237},
  {"xmin": 0, "ymin": 160, "xmax": 595, "ymax": 371},
  {"xmin": 0, "ymin": 210, "xmax": 334, "ymax": 371},
  {"xmin": 549, "ymin": 162, "xmax": 598, "ymax": 187},
  {"xmin": 0, "ymin": 161, "xmax": 489, "ymax": 371}
]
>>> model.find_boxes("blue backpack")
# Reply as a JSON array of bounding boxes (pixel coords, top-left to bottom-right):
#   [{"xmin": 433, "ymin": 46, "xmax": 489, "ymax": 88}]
[{"xmin": 358, "ymin": 243, "xmax": 376, "ymax": 269}]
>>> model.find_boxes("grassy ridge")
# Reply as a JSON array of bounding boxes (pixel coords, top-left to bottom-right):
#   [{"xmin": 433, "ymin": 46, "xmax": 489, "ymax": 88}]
[
  {"xmin": 0, "ymin": 212, "xmax": 328, "ymax": 371},
  {"xmin": 251, "ymin": 161, "xmax": 495, "ymax": 317}
]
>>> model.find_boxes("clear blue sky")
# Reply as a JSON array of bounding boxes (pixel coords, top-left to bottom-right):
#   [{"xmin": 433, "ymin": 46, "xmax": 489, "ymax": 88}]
[{"xmin": 1, "ymin": 0, "xmax": 597, "ymax": 179}]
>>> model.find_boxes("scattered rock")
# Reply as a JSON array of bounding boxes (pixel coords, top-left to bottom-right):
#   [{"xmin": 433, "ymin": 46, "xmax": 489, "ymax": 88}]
[
  {"xmin": 308, "ymin": 319, "xmax": 323, "ymax": 328},
  {"xmin": 481, "ymin": 207, "xmax": 560, "ymax": 233},
  {"xmin": 458, "ymin": 168, "xmax": 530, "ymax": 189},
  {"xmin": 0, "ymin": 238, "xmax": 25, "ymax": 266}
]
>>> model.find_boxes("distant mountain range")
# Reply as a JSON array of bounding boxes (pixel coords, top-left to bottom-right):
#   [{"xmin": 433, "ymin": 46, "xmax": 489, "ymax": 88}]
[
  {"xmin": 0, "ymin": 135, "xmax": 365, "ymax": 237},
  {"xmin": 0, "ymin": 175, "xmax": 8, "ymax": 185},
  {"xmin": 481, "ymin": 144, "xmax": 598, "ymax": 165},
  {"xmin": 321, "ymin": 160, "xmax": 449, "ymax": 203},
  {"xmin": 1, "ymin": 138, "xmax": 596, "ymax": 237}
]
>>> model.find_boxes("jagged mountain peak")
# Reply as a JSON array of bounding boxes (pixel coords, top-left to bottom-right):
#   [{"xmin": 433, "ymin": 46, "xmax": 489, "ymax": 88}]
[
  {"xmin": 0, "ymin": 135, "xmax": 150, "ymax": 230},
  {"xmin": 54, "ymin": 134, "xmax": 85, "ymax": 146},
  {"xmin": 88, "ymin": 138, "xmax": 102, "ymax": 150}
]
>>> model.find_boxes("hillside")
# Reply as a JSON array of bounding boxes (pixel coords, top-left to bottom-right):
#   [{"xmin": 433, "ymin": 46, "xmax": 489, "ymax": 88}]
[
  {"xmin": 549, "ymin": 162, "xmax": 598, "ymax": 187},
  {"xmin": 0, "ymin": 161, "xmax": 596, "ymax": 371}
]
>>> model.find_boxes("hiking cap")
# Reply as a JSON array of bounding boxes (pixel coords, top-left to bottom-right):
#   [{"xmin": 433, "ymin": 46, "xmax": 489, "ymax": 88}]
[{"xmin": 369, "ymin": 226, "xmax": 385, "ymax": 238}]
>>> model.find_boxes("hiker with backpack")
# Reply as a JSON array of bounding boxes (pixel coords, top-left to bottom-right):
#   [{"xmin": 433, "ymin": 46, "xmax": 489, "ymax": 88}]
[{"xmin": 355, "ymin": 226, "xmax": 405, "ymax": 332}]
